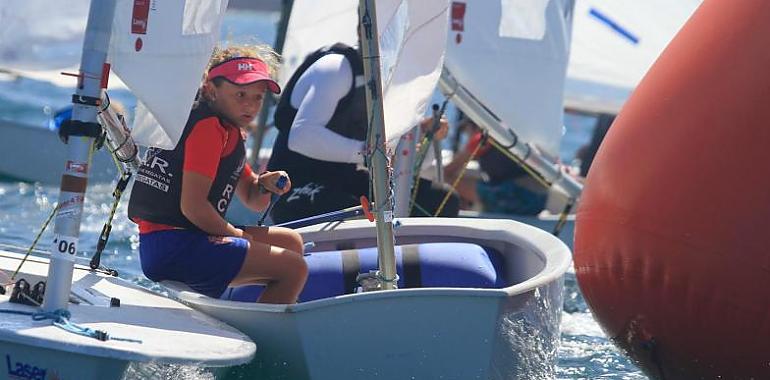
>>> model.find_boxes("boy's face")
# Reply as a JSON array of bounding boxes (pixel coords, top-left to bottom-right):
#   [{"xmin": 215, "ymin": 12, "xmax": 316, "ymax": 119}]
[{"xmin": 209, "ymin": 80, "xmax": 267, "ymax": 128}]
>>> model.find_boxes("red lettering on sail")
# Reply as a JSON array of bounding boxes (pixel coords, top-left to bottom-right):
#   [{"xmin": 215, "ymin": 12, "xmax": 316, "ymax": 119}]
[
  {"xmin": 451, "ymin": 2, "xmax": 466, "ymax": 32},
  {"xmin": 132, "ymin": 0, "xmax": 150, "ymax": 35}
]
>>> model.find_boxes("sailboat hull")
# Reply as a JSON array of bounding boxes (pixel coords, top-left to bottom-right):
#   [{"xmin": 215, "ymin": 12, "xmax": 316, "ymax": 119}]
[
  {"xmin": 0, "ymin": 249, "xmax": 256, "ymax": 380},
  {"xmin": 165, "ymin": 217, "xmax": 571, "ymax": 379},
  {"xmin": 0, "ymin": 120, "xmax": 116, "ymax": 184},
  {"xmin": 0, "ymin": 343, "xmax": 128, "ymax": 380}
]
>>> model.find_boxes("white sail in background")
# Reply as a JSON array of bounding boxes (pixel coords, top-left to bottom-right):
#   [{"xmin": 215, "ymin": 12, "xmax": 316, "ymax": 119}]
[
  {"xmin": 110, "ymin": 0, "xmax": 229, "ymax": 149},
  {"xmin": 443, "ymin": 0, "xmax": 574, "ymax": 159},
  {"xmin": 565, "ymin": 0, "xmax": 701, "ymax": 114},
  {"xmin": 280, "ymin": 0, "xmax": 450, "ymax": 148}
]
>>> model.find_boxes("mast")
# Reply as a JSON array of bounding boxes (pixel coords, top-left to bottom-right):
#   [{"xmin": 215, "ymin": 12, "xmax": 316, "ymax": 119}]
[
  {"xmin": 251, "ymin": 0, "xmax": 295, "ymax": 167},
  {"xmin": 358, "ymin": 0, "xmax": 398, "ymax": 290},
  {"xmin": 42, "ymin": 0, "xmax": 116, "ymax": 312}
]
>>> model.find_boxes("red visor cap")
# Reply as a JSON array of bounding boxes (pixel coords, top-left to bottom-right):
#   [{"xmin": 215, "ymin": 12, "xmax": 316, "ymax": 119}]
[{"xmin": 208, "ymin": 57, "xmax": 281, "ymax": 94}]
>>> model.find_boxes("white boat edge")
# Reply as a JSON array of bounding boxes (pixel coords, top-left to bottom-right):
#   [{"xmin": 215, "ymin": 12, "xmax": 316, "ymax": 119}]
[{"xmin": 0, "ymin": 249, "xmax": 256, "ymax": 379}]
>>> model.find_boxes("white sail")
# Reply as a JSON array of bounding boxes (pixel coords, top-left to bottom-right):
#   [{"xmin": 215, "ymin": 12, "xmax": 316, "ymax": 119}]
[
  {"xmin": 565, "ymin": 0, "xmax": 701, "ymax": 114},
  {"xmin": 109, "ymin": 0, "xmax": 229, "ymax": 149},
  {"xmin": 280, "ymin": 0, "xmax": 449, "ymax": 147},
  {"xmin": 443, "ymin": 0, "xmax": 573, "ymax": 158}
]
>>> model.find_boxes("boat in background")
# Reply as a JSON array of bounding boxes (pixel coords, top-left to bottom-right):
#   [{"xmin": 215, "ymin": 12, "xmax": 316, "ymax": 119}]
[
  {"xmin": 0, "ymin": 119, "xmax": 116, "ymax": 183},
  {"xmin": 0, "ymin": 0, "xmax": 279, "ymax": 185},
  {"xmin": 565, "ymin": 0, "xmax": 702, "ymax": 115},
  {"xmin": 0, "ymin": 1, "xmax": 257, "ymax": 378}
]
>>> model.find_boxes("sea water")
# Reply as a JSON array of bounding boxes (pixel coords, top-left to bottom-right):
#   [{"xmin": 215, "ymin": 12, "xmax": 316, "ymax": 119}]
[{"xmin": 0, "ymin": 7, "xmax": 648, "ymax": 380}]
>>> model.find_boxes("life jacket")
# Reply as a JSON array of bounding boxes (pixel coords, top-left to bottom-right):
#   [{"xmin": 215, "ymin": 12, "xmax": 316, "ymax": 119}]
[
  {"xmin": 128, "ymin": 102, "xmax": 245, "ymax": 230},
  {"xmin": 267, "ymin": 43, "xmax": 367, "ymax": 182}
]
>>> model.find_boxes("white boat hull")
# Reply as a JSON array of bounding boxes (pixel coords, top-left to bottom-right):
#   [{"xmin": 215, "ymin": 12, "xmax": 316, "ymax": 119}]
[
  {"xmin": 0, "ymin": 120, "xmax": 116, "ymax": 184},
  {"xmin": 0, "ymin": 249, "xmax": 256, "ymax": 380},
  {"xmin": 166, "ymin": 217, "xmax": 571, "ymax": 379},
  {"xmin": 1, "ymin": 342, "xmax": 128, "ymax": 380}
]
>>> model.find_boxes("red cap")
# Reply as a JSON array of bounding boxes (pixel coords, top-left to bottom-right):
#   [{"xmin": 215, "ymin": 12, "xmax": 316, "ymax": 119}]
[{"xmin": 208, "ymin": 57, "xmax": 281, "ymax": 94}]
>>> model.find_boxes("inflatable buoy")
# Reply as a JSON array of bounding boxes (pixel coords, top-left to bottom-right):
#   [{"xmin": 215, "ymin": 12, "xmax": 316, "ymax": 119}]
[
  {"xmin": 224, "ymin": 242, "xmax": 504, "ymax": 303},
  {"xmin": 574, "ymin": 1, "xmax": 770, "ymax": 379}
]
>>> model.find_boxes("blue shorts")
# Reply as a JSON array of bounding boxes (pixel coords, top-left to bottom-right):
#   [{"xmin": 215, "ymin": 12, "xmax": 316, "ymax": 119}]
[{"xmin": 139, "ymin": 229, "xmax": 249, "ymax": 298}]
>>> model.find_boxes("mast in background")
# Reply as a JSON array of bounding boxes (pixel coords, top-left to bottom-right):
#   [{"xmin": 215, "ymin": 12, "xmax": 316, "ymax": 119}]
[{"xmin": 250, "ymin": 0, "xmax": 294, "ymax": 168}]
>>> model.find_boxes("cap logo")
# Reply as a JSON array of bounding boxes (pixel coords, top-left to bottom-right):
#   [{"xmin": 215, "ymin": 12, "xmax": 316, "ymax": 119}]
[{"xmin": 237, "ymin": 63, "xmax": 254, "ymax": 71}]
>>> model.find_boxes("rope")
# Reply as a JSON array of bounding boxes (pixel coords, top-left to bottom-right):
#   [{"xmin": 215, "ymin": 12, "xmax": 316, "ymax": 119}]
[
  {"xmin": 485, "ymin": 136, "xmax": 580, "ymax": 237},
  {"xmin": 407, "ymin": 100, "xmax": 449, "ymax": 215},
  {"xmin": 488, "ymin": 138, "xmax": 552, "ymax": 189},
  {"xmin": 433, "ymin": 133, "xmax": 487, "ymax": 217},
  {"xmin": 89, "ymin": 171, "xmax": 130, "ymax": 273},
  {"xmin": 34, "ymin": 309, "xmax": 142, "ymax": 343},
  {"xmin": 552, "ymin": 198, "xmax": 574, "ymax": 237},
  {"xmin": 0, "ymin": 308, "xmax": 141, "ymax": 343},
  {"xmin": 11, "ymin": 203, "xmax": 60, "ymax": 281}
]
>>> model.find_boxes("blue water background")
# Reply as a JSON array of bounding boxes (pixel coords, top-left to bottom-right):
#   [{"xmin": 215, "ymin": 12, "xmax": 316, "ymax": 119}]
[{"xmin": 0, "ymin": 9, "xmax": 648, "ymax": 380}]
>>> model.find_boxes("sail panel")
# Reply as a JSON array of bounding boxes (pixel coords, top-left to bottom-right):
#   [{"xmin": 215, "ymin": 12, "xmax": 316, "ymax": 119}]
[
  {"xmin": 444, "ymin": 0, "xmax": 573, "ymax": 158},
  {"xmin": 565, "ymin": 0, "xmax": 701, "ymax": 114},
  {"xmin": 280, "ymin": 0, "xmax": 450, "ymax": 148},
  {"xmin": 110, "ymin": 0, "xmax": 229, "ymax": 149}
]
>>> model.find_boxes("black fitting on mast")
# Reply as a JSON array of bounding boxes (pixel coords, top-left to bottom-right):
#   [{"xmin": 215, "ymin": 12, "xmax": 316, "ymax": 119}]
[{"xmin": 58, "ymin": 120, "xmax": 103, "ymax": 144}]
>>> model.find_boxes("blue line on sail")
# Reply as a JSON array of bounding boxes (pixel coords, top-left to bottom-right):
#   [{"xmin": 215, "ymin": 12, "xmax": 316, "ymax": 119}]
[{"xmin": 589, "ymin": 8, "xmax": 639, "ymax": 45}]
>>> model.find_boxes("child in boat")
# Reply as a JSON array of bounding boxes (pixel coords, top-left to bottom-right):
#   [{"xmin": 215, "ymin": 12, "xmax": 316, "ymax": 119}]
[
  {"xmin": 445, "ymin": 116, "xmax": 548, "ymax": 215},
  {"xmin": 128, "ymin": 44, "xmax": 308, "ymax": 304},
  {"xmin": 265, "ymin": 42, "xmax": 459, "ymax": 223}
]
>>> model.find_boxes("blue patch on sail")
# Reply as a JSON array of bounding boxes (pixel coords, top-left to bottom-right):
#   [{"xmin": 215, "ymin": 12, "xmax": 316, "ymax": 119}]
[{"xmin": 589, "ymin": 8, "xmax": 639, "ymax": 45}]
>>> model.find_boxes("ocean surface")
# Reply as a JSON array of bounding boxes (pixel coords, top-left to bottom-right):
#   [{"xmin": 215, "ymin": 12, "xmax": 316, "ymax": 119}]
[{"xmin": 0, "ymin": 7, "xmax": 648, "ymax": 380}]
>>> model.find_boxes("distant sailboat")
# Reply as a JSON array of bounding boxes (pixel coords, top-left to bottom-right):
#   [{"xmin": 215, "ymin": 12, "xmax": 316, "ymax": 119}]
[{"xmin": 565, "ymin": 0, "xmax": 702, "ymax": 115}]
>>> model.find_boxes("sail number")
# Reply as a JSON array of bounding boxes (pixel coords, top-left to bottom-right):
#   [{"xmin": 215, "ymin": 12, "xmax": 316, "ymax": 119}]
[{"xmin": 52, "ymin": 235, "xmax": 78, "ymax": 261}]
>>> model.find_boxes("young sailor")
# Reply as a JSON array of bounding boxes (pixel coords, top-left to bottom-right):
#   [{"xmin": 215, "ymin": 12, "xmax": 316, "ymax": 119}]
[
  {"xmin": 128, "ymin": 44, "xmax": 308, "ymax": 304},
  {"xmin": 266, "ymin": 43, "xmax": 459, "ymax": 224}
]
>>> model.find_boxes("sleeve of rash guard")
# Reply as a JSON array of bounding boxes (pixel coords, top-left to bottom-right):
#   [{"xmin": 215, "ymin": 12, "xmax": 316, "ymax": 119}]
[
  {"xmin": 287, "ymin": 53, "xmax": 366, "ymax": 164},
  {"xmin": 184, "ymin": 118, "xmax": 226, "ymax": 179}
]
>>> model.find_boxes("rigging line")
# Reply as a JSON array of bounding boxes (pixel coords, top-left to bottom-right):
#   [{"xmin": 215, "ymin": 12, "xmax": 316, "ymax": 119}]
[
  {"xmin": 89, "ymin": 170, "xmax": 130, "ymax": 272},
  {"xmin": 0, "ymin": 249, "xmax": 116, "ymax": 277},
  {"xmin": 488, "ymin": 138, "xmax": 551, "ymax": 189},
  {"xmin": 552, "ymin": 198, "xmax": 574, "ymax": 237},
  {"xmin": 411, "ymin": 201, "xmax": 432, "ymax": 217},
  {"xmin": 11, "ymin": 203, "xmax": 60, "ymax": 281},
  {"xmin": 408, "ymin": 98, "xmax": 450, "ymax": 215},
  {"xmin": 433, "ymin": 132, "xmax": 486, "ymax": 217}
]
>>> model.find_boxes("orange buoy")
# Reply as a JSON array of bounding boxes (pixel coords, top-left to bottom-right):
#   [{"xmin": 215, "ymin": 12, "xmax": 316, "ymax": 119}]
[{"xmin": 574, "ymin": 1, "xmax": 770, "ymax": 379}]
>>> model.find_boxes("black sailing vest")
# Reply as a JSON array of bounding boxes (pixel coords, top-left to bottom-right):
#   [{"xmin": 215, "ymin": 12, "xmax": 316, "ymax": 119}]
[
  {"xmin": 128, "ymin": 102, "xmax": 246, "ymax": 230},
  {"xmin": 267, "ymin": 43, "xmax": 367, "ymax": 183}
]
